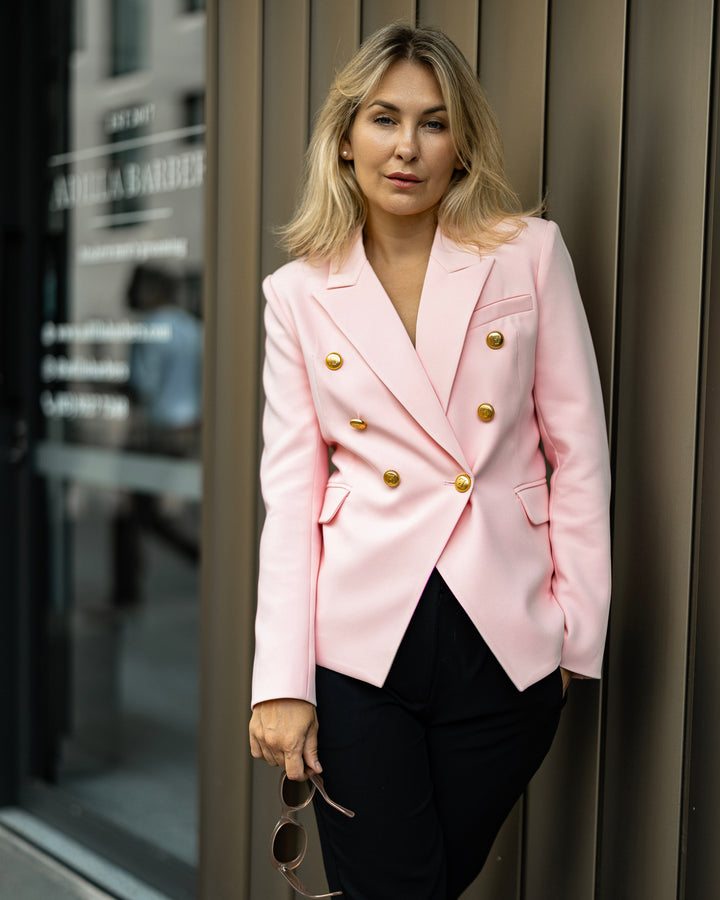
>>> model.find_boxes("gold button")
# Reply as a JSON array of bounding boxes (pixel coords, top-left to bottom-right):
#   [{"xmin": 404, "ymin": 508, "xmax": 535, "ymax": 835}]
[
  {"xmin": 486, "ymin": 331, "xmax": 504, "ymax": 349},
  {"xmin": 325, "ymin": 352, "xmax": 343, "ymax": 370},
  {"xmin": 454, "ymin": 473, "xmax": 472, "ymax": 493},
  {"xmin": 383, "ymin": 470, "xmax": 400, "ymax": 487},
  {"xmin": 477, "ymin": 403, "xmax": 495, "ymax": 422},
  {"xmin": 350, "ymin": 419, "xmax": 367, "ymax": 430}
]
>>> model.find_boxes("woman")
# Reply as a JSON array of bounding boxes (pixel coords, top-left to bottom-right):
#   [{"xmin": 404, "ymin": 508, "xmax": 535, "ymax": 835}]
[{"xmin": 249, "ymin": 23, "xmax": 611, "ymax": 900}]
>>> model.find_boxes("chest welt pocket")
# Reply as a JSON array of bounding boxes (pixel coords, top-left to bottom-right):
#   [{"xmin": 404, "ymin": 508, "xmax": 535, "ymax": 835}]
[
  {"xmin": 514, "ymin": 478, "xmax": 550, "ymax": 525},
  {"xmin": 318, "ymin": 483, "xmax": 351, "ymax": 524},
  {"xmin": 468, "ymin": 293, "xmax": 533, "ymax": 329}
]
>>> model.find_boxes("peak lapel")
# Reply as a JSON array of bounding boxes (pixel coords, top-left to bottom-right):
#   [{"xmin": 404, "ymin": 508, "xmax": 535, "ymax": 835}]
[
  {"xmin": 314, "ymin": 234, "xmax": 468, "ymax": 465},
  {"xmin": 415, "ymin": 231, "xmax": 495, "ymax": 413}
]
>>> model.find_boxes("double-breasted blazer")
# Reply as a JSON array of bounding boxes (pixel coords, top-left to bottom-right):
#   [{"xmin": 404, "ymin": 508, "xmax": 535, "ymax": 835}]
[{"xmin": 251, "ymin": 217, "xmax": 611, "ymax": 707}]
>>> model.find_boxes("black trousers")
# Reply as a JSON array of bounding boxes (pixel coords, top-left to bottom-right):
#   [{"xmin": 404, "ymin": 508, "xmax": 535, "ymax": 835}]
[{"xmin": 313, "ymin": 570, "xmax": 563, "ymax": 900}]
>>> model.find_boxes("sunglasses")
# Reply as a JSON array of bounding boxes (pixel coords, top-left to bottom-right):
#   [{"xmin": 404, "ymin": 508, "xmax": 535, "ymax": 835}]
[{"xmin": 270, "ymin": 770, "xmax": 355, "ymax": 898}]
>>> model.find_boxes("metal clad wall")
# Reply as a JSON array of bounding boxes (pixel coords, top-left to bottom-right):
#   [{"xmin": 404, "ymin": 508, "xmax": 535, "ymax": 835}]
[
  {"xmin": 686, "ymin": 9, "xmax": 720, "ymax": 893},
  {"xmin": 202, "ymin": 1, "xmax": 720, "ymax": 896},
  {"xmin": 200, "ymin": 2, "xmax": 263, "ymax": 898},
  {"xmin": 418, "ymin": 0, "xmax": 479, "ymax": 68},
  {"xmin": 309, "ymin": 0, "xmax": 361, "ymax": 123},
  {"xmin": 479, "ymin": 0, "xmax": 548, "ymax": 210},
  {"xmin": 260, "ymin": 0, "xmax": 310, "ymax": 278},
  {"xmin": 543, "ymin": 0, "xmax": 626, "ymax": 400},
  {"xmin": 523, "ymin": 4, "xmax": 626, "ymax": 898},
  {"xmin": 362, "ymin": 0, "xmax": 416, "ymax": 37},
  {"xmin": 601, "ymin": 0, "xmax": 713, "ymax": 896}
]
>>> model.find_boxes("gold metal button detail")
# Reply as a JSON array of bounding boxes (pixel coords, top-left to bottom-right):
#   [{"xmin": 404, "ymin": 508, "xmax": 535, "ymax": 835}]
[
  {"xmin": 477, "ymin": 403, "xmax": 495, "ymax": 422},
  {"xmin": 454, "ymin": 473, "xmax": 472, "ymax": 493},
  {"xmin": 383, "ymin": 470, "xmax": 401, "ymax": 487},
  {"xmin": 325, "ymin": 352, "xmax": 343, "ymax": 370},
  {"xmin": 486, "ymin": 331, "xmax": 504, "ymax": 349},
  {"xmin": 350, "ymin": 419, "xmax": 367, "ymax": 430}
]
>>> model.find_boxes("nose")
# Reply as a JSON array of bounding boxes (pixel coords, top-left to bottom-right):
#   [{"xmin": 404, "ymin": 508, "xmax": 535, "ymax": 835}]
[{"xmin": 395, "ymin": 126, "xmax": 419, "ymax": 161}]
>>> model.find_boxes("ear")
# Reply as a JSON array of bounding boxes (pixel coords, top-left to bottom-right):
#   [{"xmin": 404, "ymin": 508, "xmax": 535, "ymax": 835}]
[{"xmin": 340, "ymin": 138, "xmax": 353, "ymax": 161}]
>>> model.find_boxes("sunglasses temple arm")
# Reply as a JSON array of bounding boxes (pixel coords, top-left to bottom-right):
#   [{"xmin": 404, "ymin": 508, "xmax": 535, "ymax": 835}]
[{"xmin": 308, "ymin": 773, "xmax": 355, "ymax": 818}]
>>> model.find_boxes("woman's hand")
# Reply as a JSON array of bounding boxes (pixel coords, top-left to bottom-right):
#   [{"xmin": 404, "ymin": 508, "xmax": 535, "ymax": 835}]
[
  {"xmin": 249, "ymin": 698, "xmax": 321, "ymax": 781},
  {"xmin": 560, "ymin": 667, "xmax": 573, "ymax": 697}
]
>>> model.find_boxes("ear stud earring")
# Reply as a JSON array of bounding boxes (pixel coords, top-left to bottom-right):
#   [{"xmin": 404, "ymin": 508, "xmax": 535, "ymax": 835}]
[{"xmin": 342, "ymin": 150, "xmax": 348, "ymax": 158}]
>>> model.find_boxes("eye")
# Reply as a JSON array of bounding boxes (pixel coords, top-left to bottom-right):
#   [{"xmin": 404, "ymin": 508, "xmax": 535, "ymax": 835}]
[
  {"xmin": 373, "ymin": 115, "xmax": 395, "ymax": 126},
  {"xmin": 424, "ymin": 119, "xmax": 447, "ymax": 132}
]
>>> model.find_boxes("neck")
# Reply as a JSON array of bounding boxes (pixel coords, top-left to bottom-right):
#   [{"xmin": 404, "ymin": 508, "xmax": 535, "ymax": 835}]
[{"xmin": 363, "ymin": 210, "xmax": 437, "ymax": 266}]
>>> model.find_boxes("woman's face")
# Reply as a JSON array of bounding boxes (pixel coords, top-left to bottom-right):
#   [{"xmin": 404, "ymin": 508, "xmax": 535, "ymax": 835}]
[{"xmin": 341, "ymin": 60, "xmax": 461, "ymax": 228}]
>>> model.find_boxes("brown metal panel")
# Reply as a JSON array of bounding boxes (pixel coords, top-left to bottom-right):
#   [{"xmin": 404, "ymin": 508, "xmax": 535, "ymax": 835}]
[
  {"xmin": 309, "ymin": 0, "xmax": 361, "ymax": 123},
  {"xmin": 478, "ymin": 0, "xmax": 548, "ymax": 210},
  {"xmin": 542, "ymin": 0, "xmax": 626, "ymax": 405},
  {"xmin": 250, "ymin": 4, "xmax": 312, "ymax": 896},
  {"xmin": 684, "ymin": 10, "xmax": 720, "ymax": 895},
  {"xmin": 417, "ymin": 0, "xmax": 479, "ymax": 69},
  {"xmin": 523, "ymin": 5, "xmax": 626, "ymax": 897},
  {"xmin": 199, "ymin": 1, "xmax": 264, "ymax": 898},
  {"xmin": 362, "ymin": 0, "xmax": 417, "ymax": 38},
  {"xmin": 261, "ymin": 0, "xmax": 310, "ymax": 279},
  {"xmin": 600, "ymin": 1, "xmax": 714, "ymax": 897},
  {"xmin": 524, "ymin": 687, "xmax": 604, "ymax": 900}
]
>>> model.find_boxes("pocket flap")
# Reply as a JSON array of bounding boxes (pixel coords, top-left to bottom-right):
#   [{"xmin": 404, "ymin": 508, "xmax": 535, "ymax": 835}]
[
  {"xmin": 318, "ymin": 484, "xmax": 351, "ymax": 524},
  {"xmin": 514, "ymin": 479, "xmax": 550, "ymax": 525},
  {"xmin": 469, "ymin": 293, "xmax": 533, "ymax": 329}
]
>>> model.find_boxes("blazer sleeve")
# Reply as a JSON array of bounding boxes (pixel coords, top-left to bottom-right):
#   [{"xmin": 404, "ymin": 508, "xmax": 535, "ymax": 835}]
[
  {"xmin": 533, "ymin": 221, "xmax": 612, "ymax": 678},
  {"xmin": 251, "ymin": 273, "xmax": 328, "ymax": 707}
]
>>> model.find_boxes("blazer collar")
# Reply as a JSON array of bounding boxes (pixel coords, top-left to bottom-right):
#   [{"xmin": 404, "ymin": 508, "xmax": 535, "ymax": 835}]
[
  {"xmin": 326, "ymin": 227, "xmax": 484, "ymax": 285},
  {"xmin": 326, "ymin": 230, "xmax": 367, "ymax": 288},
  {"xmin": 315, "ymin": 228, "xmax": 495, "ymax": 462},
  {"xmin": 417, "ymin": 230, "xmax": 495, "ymax": 412}
]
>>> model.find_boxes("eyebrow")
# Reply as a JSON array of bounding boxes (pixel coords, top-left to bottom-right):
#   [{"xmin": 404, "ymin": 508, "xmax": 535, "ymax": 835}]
[{"xmin": 367, "ymin": 100, "xmax": 448, "ymax": 115}]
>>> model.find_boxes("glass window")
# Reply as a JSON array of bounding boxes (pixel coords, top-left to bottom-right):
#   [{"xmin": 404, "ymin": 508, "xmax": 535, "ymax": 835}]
[{"xmin": 31, "ymin": 1, "xmax": 206, "ymax": 891}]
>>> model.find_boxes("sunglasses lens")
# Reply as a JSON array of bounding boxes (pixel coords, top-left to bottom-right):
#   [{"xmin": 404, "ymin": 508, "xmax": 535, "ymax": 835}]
[
  {"xmin": 281, "ymin": 776, "xmax": 313, "ymax": 809},
  {"xmin": 272, "ymin": 820, "xmax": 307, "ymax": 867}
]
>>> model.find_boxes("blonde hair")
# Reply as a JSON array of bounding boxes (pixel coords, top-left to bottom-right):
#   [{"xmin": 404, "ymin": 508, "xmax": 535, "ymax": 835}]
[{"xmin": 280, "ymin": 23, "xmax": 538, "ymax": 262}]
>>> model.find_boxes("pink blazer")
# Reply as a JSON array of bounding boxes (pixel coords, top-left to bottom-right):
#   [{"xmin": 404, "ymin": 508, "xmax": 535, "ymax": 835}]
[{"xmin": 251, "ymin": 218, "xmax": 611, "ymax": 707}]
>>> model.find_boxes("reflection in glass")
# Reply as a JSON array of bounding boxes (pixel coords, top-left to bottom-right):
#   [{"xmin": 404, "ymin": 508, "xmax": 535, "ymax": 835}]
[
  {"xmin": 35, "ymin": 0, "xmax": 206, "ymax": 879},
  {"xmin": 125, "ymin": 265, "xmax": 203, "ymax": 456},
  {"xmin": 108, "ymin": 108, "xmax": 149, "ymax": 225},
  {"xmin": 60, "ymin": 480, "xmax": 199, "ymax": 863},
  {"xmin": 111, "ymin": 0, "xmax": 148, "ymax": 77}
]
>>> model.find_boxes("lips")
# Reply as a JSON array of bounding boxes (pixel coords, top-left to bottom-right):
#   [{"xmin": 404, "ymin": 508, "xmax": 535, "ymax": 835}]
[{"xmin": 386, "ymin": 172, "xmax": 422, "ymax": 187}]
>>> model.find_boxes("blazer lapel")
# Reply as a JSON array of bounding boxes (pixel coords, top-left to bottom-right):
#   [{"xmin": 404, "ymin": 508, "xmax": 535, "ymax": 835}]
[
  {"xmin": 415, "ymin": 230, "xmax": 495, "ymax": 412},
  {"xmin": 314, "ymin": 232, "xmax": 470, "ymax": 465}
]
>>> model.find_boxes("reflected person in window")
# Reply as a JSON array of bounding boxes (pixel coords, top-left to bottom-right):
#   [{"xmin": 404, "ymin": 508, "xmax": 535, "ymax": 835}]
[
  {"xmin": 112, "ymin": 265, "xmax": 201, "ymax": 610},
  {"xmin": 126, "ymin": 264, "xmax": 202, "ymax": 456},
  {"xmin": 249, "ymin": 24, "xmax": 611, "ymax": 900}
]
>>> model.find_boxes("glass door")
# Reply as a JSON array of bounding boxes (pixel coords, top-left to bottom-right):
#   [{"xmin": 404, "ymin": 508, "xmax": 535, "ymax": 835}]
[{"xmin": 18, "ymin": 2, "xmax": 206, "ymax": 895}]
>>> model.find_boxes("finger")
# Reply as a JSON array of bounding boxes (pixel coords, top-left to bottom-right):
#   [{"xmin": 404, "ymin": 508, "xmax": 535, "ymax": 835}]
[
  {"xmin": 249, "ymin": 733, "xmax": 264, "ymax": 760},
  {"xmin": 264, "ymin": 748, "xmax": 281, "ymax": 767},
  {"xmin": 302, "ymin": 728, "xmax": 322, "ymax": 774},
  {"xmin": 252, "ymin": 733, "xmax": 281, "ymax": 767},
  {"xmin": 284, "ymin": 748, "xmax": 308, "ymax": 781}
]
